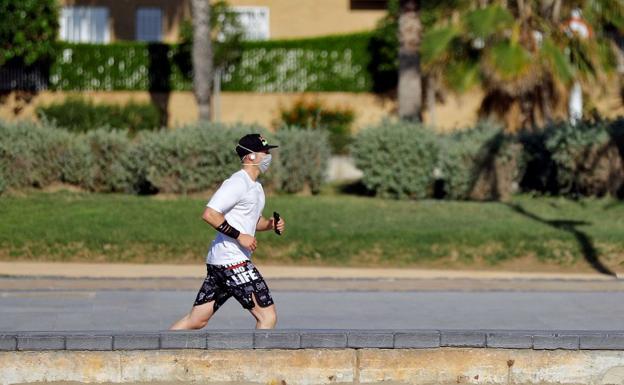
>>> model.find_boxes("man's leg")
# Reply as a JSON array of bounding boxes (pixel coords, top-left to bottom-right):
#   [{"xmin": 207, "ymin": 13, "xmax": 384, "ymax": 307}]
[
  {"xmin": 169, "ymin": 265, "xmax": 228, "ymax": 331},
  {"xmin": 248, "ymin": 292, "xmax": 277, "ymax": 329},
  {"xmin": 169, "ymin": 300, "xmax": 217, "ymax": 330}
]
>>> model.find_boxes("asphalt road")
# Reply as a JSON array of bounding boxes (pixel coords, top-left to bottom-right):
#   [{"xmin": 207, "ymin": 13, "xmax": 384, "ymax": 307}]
[{"xmin": 1, "ymin": 277, "xmax": 624, "ymax": 331}]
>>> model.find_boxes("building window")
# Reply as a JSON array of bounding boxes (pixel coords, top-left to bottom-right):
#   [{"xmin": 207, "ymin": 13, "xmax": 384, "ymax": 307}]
[
  {"xmin": 231, "ymin": 6, "xmax": 270, "ymax": 40},
  {"xmin": 350, "ymin": 0, "xmax": 388, "ymax": 10},
  {"xmin": 136, "ymin": 7, "xmax": 163, "ymax": 42},
  {"xmin": 60, "ymin": 6, "xmax": 110, "ymax": 43}
]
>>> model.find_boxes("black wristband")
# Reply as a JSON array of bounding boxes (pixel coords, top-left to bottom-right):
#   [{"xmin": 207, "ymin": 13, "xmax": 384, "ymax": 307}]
[{"xmin": 216, "ymin": 220, "xmax": 241, "ymax": 239}]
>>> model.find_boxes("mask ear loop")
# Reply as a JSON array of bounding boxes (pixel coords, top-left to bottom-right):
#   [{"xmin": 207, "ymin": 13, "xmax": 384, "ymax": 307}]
[{"xmin": 237, "ymin": 144, "xmax": 258, "ymax": 163}]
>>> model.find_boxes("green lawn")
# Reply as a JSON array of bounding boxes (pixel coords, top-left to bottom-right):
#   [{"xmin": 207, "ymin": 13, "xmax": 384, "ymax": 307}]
[{"xmin": 1, "ymin": 191, "xmax": 623, "ymax": 271}]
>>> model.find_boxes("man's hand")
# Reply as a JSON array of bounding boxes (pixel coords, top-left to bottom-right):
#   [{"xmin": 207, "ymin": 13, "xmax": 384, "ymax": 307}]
[
  {"xmin": 274, "ymin": 216, "xmax": 286, "ymax": 234},
  {"xmin": 237, "ymin": 233, "xmax": 257, "ymax": 252}
]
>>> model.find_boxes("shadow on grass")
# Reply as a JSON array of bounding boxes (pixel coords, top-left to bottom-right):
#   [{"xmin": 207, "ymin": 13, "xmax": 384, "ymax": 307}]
[
  {"xmin": 459, "ymin": 126, "xmax": 617, "ymax": 276},
  {"xmin": 338, "ymin": 180, "xmax": 376, "ymax": 197},
  {"xmin": 603, "ymin": 200, "xmax": 624, "ymax": 210},
  {"xmin": 505, "ymin": 202, "xmax": 616, "ymax": 277}
]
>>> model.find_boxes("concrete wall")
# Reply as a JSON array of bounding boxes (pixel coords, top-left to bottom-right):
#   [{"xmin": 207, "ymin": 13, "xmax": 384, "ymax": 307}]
[
  {"xmin": 3, "ymin": 330, "xmax": 624, "ymax": 385},
  {"xmin": 225, "ymin": 0, "xmax": 385, "ymax": 39},
  {"xmin": 0, "ymin": 91, "xmax": 399, "ymax": 132},
  {"xmin": 58, "ymin": 0, "xmax": 386, "ymax": 43},
  {"xmin": 4, "ymin": 84, "xmax": 624, "ymax": 132},
  {"xmin": 0, "ymin": 90, "xmax": 482, "ymax": 132}
]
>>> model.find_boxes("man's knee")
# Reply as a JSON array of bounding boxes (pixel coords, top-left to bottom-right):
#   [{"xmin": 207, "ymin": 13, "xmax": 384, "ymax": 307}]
[
  {"xmin": 187, "ymin": 314, "xmax": 209, "ymax": 329},
  {"xmin": 191, "ymin": 320, "xmax": 209, "ymax": 329},
  {"xmin": 256, "ymin": 307, "xmax": 277, "ymax": 328},
  {"xmin": 187, "ymin": 302, "xmax": 215, "ymax": 329}
]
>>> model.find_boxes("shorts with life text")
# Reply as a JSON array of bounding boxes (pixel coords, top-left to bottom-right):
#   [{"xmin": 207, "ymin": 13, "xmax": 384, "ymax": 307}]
[{"xmin": 193, "ymin": 260, "xmax": 274, "ymax": 311}]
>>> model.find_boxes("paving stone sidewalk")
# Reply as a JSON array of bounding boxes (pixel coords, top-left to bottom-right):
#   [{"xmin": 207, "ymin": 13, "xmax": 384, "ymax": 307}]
[{"xmin": 3, "ymin": 330, "xmax": 624, "ymax": 351}]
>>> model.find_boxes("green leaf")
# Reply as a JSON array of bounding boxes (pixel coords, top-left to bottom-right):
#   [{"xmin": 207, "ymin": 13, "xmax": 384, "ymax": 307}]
[
  {"xmin": 421, "ymin": 26, "xmax": 458, "ymax": 65},
  {"xmin": 487, "ymin": 41, "xmax": 532, "ymax": 78},
  {"xmin": 446, "ymin": 60, "xmax": 480, "ymax": 92},
  {"xmin": 540, "ymin": 39, "xmax": 574, "ymax": 84},
  {"xmin": 463, "ymin": 5, "xmax": 514, "ymax": 39}
]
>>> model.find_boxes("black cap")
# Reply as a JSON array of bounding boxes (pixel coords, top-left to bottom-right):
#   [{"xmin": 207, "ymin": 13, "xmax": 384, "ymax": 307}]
[{"xmin": 236, "ymin": 134, "xmax": 278, "ymax": 158}]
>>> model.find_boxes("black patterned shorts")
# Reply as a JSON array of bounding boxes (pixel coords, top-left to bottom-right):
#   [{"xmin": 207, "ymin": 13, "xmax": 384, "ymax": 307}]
[{"xmin": 193, "ymin": 260, "xmax": 274, "ymax": 311}]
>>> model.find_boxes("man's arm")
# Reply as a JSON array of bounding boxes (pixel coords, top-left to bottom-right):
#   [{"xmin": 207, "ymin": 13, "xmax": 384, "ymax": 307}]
[
  {"xmin": 256, "ymin": 216, "xmax": 274, "ymax": 232},
  {"xmin": 202, "ymin": 207, "xmax": 257, "ymax": 252},
  {"xmin": 256, "ymin": 215, "xmax": 286, "ymax": 233}
]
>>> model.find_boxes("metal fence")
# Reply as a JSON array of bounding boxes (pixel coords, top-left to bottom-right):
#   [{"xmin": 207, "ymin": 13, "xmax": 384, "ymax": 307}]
[{"xmin": 0, "ymin": 63, "xmax": 49, "ymax": 91}]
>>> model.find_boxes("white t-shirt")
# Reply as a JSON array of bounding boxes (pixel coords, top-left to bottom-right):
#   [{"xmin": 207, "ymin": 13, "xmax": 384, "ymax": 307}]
[{"xmin": 205, "ymin": 169, "xmax": 265, "ymax": 265}]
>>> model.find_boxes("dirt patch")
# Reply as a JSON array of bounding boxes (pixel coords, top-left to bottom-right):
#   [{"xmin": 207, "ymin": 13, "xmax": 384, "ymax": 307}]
[{"xmin": 0, "ymin": 239, "xmax": 618, "ymax": 275}]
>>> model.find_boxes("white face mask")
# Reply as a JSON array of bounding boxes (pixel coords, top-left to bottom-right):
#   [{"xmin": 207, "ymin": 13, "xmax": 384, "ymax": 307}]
[{"xmin": 257, "ymin": 153, "xmax": 272, "ymax": 173}]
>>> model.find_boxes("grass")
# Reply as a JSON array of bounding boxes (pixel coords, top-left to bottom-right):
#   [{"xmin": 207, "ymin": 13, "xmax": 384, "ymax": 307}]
[{"xmin": 1, "ymin": 190, "xmax": 624, "ymax": 271}]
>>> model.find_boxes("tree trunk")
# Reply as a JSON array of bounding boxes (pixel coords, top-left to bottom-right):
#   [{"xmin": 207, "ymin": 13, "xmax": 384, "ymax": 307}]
[
  {"xmin": 516, "ymin": 0, "xmax": 526, "ymax": 19},
  {"xmin": 552, "ymin": 0, "xmax": 562, "ymax": 22},
  {"xmin": 191, "ymin": 0, "xmax": 212, "ymax": 121},
  {"xmin": 539, "ymin": 0, "xmax": 550, "ymax": 18},
  {"xmin": 398, "ymin": 0, "xmax": 422, "ymax": 122}
]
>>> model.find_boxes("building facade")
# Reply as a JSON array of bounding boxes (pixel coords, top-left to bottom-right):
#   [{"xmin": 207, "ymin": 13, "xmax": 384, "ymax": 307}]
[{"xmin": 58, "ymin": 0, "xmax": 387, "ymax": 43}]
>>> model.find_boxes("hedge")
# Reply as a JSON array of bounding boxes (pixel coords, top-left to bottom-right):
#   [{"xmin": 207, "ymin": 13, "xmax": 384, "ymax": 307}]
[
  {"xmin": 351, "ymin": 121, "xmax": 440, "ymax": 199},
  {"xmin": 36, "ymin": 96, "xmax": 162, "ymax": 134},
  {"xmin": 0, "ymin": 120, "xmax": 330, "ymax": 195},
  {"xmin": 438, "ymin": 122, "xmax": 522, "ymax": 201},
  {"xmin": 5, "ymin": 118, "xmax": 623, "ymax": 200},
  {"xmin": 273, "ymin": 127, "xmax": 330, "ymax": 194},
  {"xmin": 352, "ymin": 118, "xmax": 624, "ymax": 200},
  {"xmin": 47, "ymin": 33, "xmax": 373, "ymax": 93},
  {"xmin": 521, "ymin": 120, "xmax": 624, "ymax": 198},
  {"xmin": 130, "ymin": 123, "xmax": 265, "ymax": 194}
]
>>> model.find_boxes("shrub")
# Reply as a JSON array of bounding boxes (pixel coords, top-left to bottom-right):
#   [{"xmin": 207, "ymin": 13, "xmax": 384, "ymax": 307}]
[
  {"xmin": 0, "ymin": 120, "xmax": 335, "ymax": 196},
  {"xmin": 130, "ymin": 123, "xmax": 266, "ymax": 194},
  {"xmin": 274, "ymin": 127, "xmax": 330, "ymax": 194},
  {"xmin": 352, "ymin": 119, "xmax": 624, "ymax": 201},
  {"xmin": 438, "ymin": 121, "xmax": 522, "ymax": 200},
  {"xmin": 0, "ymin": 120, "xmax": 71, "ymax": 189},
  {"xmin": 0, "ymin": 0, "xmax": 59, "ymax": 65},
  {"xmin": 276, "ymin": 98, "xmax": 354, "ymax": 155},
  {"xmin": 540, "ymin": 120, "xmax": 624, "ymax": 197},
  {"xmin": 82, "ymin": 129, "xmax": 134, "ymax": 193},
  {"xmin": 54, "ymin": 133, "xmax": 91, "ymax": 187},
  {"xmin": 351, "ymin": 121, "xmax": 440, "ymax": 199},
  {"xmin": 36, "ymin": 97, "xmax": 161, "ymax": 134},
  {"xmin": 0, "ymin": 157, "xmax": 6, "ymax": 194},
  {"xmin": 0, "ymin": 121, "xmax": 135, "ymax": 193}
]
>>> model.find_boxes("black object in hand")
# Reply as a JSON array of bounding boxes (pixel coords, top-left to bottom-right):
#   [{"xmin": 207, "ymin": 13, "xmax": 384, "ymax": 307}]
[{"xmin": 273, "ymin": 211, "xmax": 281, "ymax": 235}]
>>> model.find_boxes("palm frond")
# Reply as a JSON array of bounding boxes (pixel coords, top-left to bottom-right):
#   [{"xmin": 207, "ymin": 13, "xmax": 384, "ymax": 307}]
[
  {"xmin": 540, "ymin": 38, "xmax": 575, "ymax": 84},
  {"xmin": 445, "ymin": 60, "xmax": 481, "ymax": 92},
  {"xmin": 421, "ymin": 26, "xmax": 459, "ymax": 66},
  {"xmin": 486, "ymin": 41, "xmax": 533, "ymax": 78},
  {"xmin": 463, "ymin": 5, "xmax": 514, "ymax": 39}
]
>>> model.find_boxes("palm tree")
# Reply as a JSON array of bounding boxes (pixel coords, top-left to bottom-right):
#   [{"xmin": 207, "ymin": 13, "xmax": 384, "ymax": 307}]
[
  {"xmin": 420, "ymin": 0, "xmax": 624, "ymax": 131},
  {"xmin": 398, "ymin": 0, "xmax": 422, "ymax": 122},
  {"xmin": 191, "ymin": 0, "xmax": 212, "ymax": 121},
  {"xmin": 375, "ymin": 0, "xmax": 469, "ymax": 123}
]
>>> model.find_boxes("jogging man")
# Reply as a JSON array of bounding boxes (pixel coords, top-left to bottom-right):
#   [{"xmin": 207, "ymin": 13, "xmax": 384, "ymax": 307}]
[{"xmin": 169, "ymin": 133, "xmax": 285, "ymax": 330}]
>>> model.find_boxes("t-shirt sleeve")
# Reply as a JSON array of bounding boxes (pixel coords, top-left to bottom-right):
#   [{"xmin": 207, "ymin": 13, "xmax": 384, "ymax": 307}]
[{"xmin": 206, "ymin": 176, "xmax": 247, "ymax": 214}]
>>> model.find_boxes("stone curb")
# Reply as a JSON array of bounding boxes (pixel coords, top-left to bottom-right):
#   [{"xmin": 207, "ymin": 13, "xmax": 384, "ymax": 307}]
[{"xmin": 2, "ymin": 330, "xmax": 624, "ymax": 351}]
